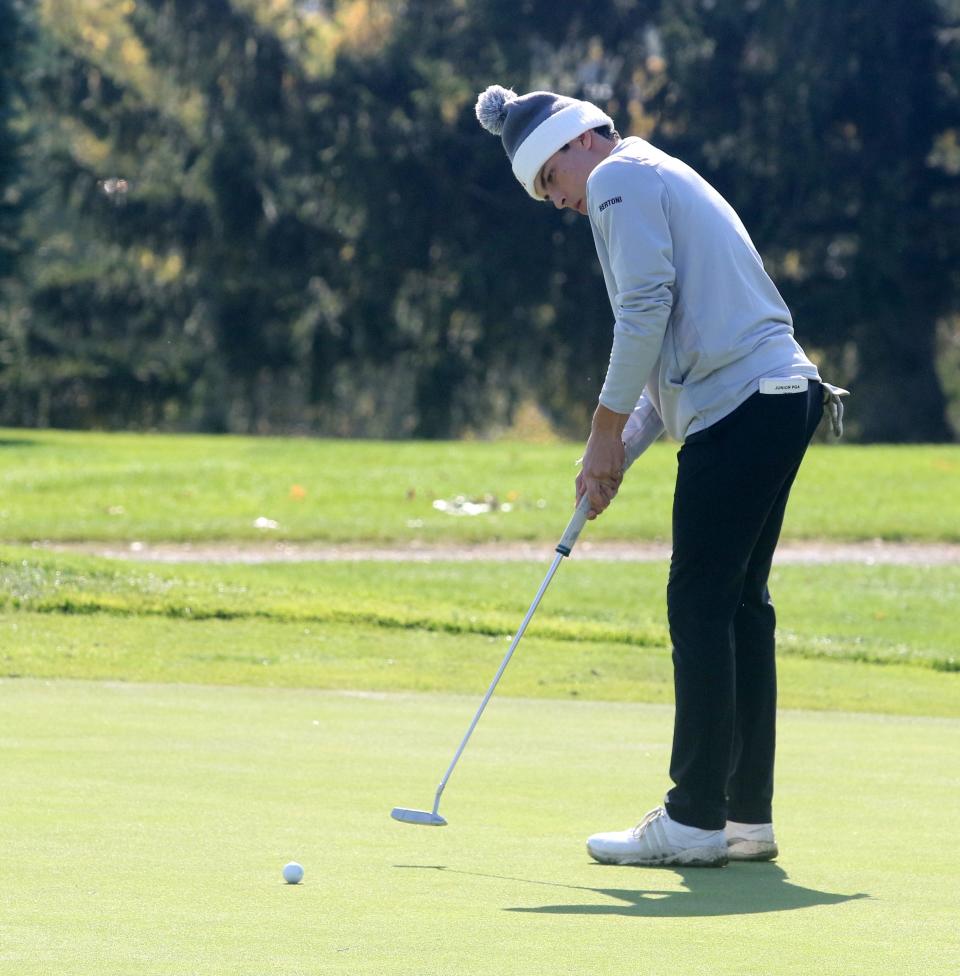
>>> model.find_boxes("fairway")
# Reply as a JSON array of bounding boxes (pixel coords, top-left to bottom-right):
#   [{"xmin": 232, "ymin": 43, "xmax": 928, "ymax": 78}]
[
  {"xmin": 2, "ymin": 680, "xmax": 958, "ymax": 976},
  {"xmin": 2, "ymin": 429, "xmax": 958, "ymax": 543}
]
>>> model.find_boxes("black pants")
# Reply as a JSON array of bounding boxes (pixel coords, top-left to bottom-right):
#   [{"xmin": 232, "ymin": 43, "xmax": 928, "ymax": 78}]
[{"xmin": 664, "ymin": 382, "xmax": 823, "ymax": 831}]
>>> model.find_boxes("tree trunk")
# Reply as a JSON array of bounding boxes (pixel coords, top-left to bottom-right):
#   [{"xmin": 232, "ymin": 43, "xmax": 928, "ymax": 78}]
[{"xmin": 852, "ymin": 310, "xmax": 952, "ymax": 443}]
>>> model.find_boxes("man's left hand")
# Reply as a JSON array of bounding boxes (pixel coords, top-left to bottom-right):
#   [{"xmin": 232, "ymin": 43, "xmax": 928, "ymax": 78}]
[{"xmin": 576, "ymin": 405, "xmax": 629, "ymax": 520}]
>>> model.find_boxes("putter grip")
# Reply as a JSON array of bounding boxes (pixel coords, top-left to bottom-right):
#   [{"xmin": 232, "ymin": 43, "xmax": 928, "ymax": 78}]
[
  {"xmin": 555, "ymin": 493, "xmax": 592, "ymax": 556},
  {"xmin": 555, "ymin": 435, "xmax": 645, "ymax": 557}
]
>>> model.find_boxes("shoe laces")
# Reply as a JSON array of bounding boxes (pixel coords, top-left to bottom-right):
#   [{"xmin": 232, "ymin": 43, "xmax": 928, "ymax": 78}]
[{"xmin": 630, "ymin": 806, "xmax": 665, "ymax": 839}]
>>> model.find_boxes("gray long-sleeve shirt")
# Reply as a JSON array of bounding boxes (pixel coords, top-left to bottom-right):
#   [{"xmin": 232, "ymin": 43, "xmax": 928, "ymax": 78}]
[{"xmin": 587, "ymin": 137, "xmax": 819, "ymax": 446}]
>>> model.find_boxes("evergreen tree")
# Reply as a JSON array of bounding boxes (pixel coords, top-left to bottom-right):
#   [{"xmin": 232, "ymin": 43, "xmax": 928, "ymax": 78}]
[
  {"xmin": 654, "ymin": 0, "xmax": 960, "ymax": 441},
  {"xmin": 3, "ymin": 0, "xmax": 958, "ymax": 439},
  {"xmin": 0, "ymin": 0, "xmax": 26, "ymax": 280}
]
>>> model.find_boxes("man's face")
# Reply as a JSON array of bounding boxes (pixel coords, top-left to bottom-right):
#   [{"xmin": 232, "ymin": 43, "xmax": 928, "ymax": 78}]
[{"xmin": 534, "ymin": 131, "xmax": 598, "ymax": 215}]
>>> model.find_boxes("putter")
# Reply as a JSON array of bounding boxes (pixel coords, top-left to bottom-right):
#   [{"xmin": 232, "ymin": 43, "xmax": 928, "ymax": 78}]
[{"xmin": 391, "ymin": 436, "xmax": 644, "ymax": 827}]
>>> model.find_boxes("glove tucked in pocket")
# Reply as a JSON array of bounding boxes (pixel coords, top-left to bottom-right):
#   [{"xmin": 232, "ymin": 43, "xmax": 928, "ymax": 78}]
[{"xmin": 821, "ymin": 382, "xmax": 850, "ymax": 437}]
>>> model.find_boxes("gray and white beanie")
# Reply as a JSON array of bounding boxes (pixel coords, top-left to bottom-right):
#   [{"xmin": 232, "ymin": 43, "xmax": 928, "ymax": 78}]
[{"xmin": 475, "ymin": 85, "xmax": 614, "ymax": 199}]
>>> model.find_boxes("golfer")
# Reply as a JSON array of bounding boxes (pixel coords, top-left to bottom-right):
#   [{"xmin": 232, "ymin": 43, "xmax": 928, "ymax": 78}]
[{"xmin": 476, "ymin": 85, "xmax": 847, "ymax": 867}]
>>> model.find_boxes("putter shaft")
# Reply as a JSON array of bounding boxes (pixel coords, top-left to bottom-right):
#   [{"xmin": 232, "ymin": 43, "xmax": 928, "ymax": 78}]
[{"xmin": 430, "ymin": 550, "xmax": 567, "ymax": 817}]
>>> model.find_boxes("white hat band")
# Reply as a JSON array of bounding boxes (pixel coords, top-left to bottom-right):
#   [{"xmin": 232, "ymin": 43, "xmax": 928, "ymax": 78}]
[{"xmin": 511, "ymin": 101, "xmax": 614, "ymax": 198}]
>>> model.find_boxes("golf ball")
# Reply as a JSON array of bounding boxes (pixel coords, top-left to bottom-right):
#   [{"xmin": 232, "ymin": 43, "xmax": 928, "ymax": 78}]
[{"xmin": 283, "ymin": 861, "xmax": 304, "ymax": 885}]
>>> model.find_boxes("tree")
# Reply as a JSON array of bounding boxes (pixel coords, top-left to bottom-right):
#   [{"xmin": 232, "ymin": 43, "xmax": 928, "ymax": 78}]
[
  {"xmin": 654, "ymin": 0, "xmax": 960, "ymax": 441},
  {"xmin": 4, "ymin": 0, "xmax": 958, "ymax": 440},
  {"xmin": 9, "ymin": 0, "xmax": 349, "ymax": 430},
  {"xmin": 0, "ymin": 0, "xmax": 26, "ymax": 280}
]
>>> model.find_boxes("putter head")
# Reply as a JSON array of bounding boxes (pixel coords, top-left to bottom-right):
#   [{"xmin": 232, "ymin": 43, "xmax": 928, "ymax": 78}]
[{"xmin": 391, "ymin": 807, "xmax": 447, "ymax": 827}]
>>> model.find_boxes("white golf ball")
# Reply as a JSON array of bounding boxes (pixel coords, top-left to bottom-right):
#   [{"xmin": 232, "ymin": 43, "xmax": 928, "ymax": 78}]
[{"xmin": 282, "ymin": 861, "xmax": 304, "ymax": 885}]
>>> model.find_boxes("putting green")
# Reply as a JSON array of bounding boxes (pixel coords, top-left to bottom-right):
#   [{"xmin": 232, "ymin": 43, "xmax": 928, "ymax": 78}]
[{"xmin": 2, "ymin": 680, "xmax": 957, "ymax": 975}]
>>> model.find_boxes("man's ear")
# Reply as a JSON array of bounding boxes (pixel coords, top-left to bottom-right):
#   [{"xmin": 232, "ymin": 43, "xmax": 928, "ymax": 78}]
[{"xmin": 579, "ymin": 129, "xmax": 594, "ymax": 149}]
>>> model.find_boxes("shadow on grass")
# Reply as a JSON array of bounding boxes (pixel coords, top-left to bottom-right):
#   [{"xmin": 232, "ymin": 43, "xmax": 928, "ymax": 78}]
[
  {"xmin": 395, "ymin": 863, "xmax": 868, "ymax": 918},
  {"xmin": 0, "ymin": 439, "xmax": 39, "ymax": 448}
]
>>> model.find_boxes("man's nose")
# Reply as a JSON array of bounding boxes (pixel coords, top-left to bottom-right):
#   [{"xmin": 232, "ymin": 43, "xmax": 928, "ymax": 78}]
[{"xmin": 551, "ymin": 192, "xmax": 565, "ymax": 210}]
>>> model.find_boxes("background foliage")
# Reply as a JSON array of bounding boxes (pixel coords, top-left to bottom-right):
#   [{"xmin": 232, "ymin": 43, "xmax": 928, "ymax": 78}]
[{"xmin": 1, "ymin": 0, "xmax": 959, "ymax": 440}]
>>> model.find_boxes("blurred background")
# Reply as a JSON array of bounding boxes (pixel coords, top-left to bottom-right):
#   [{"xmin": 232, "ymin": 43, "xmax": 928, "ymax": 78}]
[{"xmin": 0, "ymin": 0, "xmax": 958, "ymax": 442}]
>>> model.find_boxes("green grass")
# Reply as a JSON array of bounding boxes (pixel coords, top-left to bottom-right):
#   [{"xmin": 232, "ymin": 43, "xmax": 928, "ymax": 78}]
[
  {"xmin": 2, "ymin": 548, "xmax": 958, "ymax": 715},
  {"xmin": 2, "ymin": 430, "xmax": 957, "ymax": 973},
  {"xmin": 6, "ymin": 612, "xmax": 956, "ymax": 717},
  {"xmin": 2, "ymin": 427, "xmax": 959, "ymax": 542},
  {"xmin": 3, "ymin": 680, "xmax": 958, "ymax": 975}
]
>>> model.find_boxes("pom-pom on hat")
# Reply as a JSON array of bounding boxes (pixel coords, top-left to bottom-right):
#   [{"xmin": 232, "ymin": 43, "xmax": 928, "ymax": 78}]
[{"xmin": 475, "ymin": 85, "xmax": 614, "ymax": 199}]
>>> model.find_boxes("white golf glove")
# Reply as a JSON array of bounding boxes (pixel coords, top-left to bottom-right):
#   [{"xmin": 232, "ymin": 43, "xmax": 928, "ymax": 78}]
[{"xmin": 821, "ymin": 382, "xmax": 850, "ymax": 437}]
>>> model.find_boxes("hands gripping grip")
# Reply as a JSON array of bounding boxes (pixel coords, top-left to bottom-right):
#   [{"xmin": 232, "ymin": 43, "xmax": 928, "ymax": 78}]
[{"xmin": 555, "ymin": 433, "xmax": 646, "ymax": 557}]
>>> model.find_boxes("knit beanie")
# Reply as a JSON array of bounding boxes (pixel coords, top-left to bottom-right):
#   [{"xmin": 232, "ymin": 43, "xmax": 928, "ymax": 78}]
[{"xmin": 475, "ymin": 85, "xmax": 614, "ymax": 199}]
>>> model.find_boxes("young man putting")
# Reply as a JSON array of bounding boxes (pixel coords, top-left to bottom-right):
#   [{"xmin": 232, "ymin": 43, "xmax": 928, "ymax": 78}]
[{"xmin": 475, "ymin": 85, "xmax": 847, "ymax": 867}]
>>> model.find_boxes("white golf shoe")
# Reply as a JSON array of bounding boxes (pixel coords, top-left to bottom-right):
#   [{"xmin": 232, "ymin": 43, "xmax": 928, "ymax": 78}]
[
  {"xmin": 586, "ymin": 807, "xmax": 728, "ymax": 867},
  {"xmin": 725, "ymin": 820, "xmax": 779, "ymax": 861}
]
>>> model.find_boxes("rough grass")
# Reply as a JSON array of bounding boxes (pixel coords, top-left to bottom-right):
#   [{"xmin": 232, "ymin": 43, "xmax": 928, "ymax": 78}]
[{"xmin": 2, "ymin": 548, "xmax": 957, "ymax": 716}]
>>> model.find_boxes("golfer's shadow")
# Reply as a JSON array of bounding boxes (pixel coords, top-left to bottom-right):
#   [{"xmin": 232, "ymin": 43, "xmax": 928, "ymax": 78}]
[{"xmin": 395, "ymin": 863, "xmax": 868, "ymax": 918}]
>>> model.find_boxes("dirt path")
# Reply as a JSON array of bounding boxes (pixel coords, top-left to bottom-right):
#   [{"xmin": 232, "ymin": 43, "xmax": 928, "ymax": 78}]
[{"xmin": 35, "ymin": 539, "xmax": 960, "ymax": 565}]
